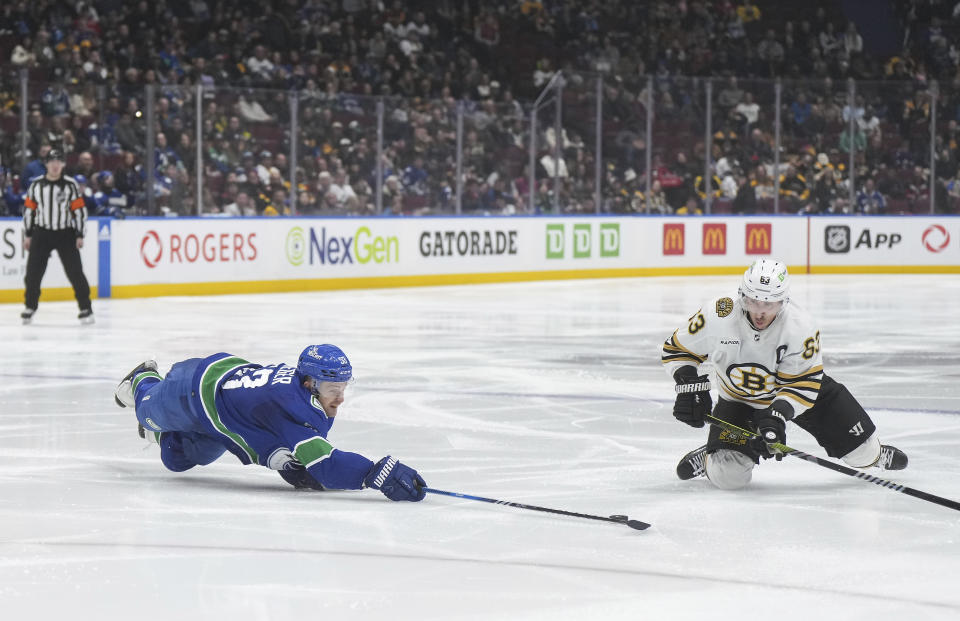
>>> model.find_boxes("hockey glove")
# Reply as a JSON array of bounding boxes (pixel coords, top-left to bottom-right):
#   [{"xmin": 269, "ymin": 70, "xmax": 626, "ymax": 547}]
[
  {"xmin": 364, "ymin": 456, "xmax": 427, "ymax": 502},
  {"xmin": 278, "ymin": 464, "xmax": 327, "ymax": 491},
  {"xmin": 672, "ymin": 367, "xmax": 713, "ymax": 428},
  {"xmin": 751, "ymin": 400, "xmax": 794, "ymax": 460}
]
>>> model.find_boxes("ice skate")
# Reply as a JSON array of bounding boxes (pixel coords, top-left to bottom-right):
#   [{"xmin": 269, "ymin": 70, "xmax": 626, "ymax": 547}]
[
  {"xmin": 877, "ymin": 445, "xmax": 908, "ymax": 471},
  {"xmin": 676, "ymin": 444, "xmax": 708, "ymax": 480},
  {"xmin": 78, "ymin": 309, "xmax": 94, "ymax": 325},
  {"xmin": 138, "ymin": 423, "xmax": 159, "ymax": 444},
  {"xmin": 115, "ymin": 359, "xmax": 158, "ymax": 408},
  {"xmin": 20, "ymin": 307, "xmax": 35, "ymax": 325}
]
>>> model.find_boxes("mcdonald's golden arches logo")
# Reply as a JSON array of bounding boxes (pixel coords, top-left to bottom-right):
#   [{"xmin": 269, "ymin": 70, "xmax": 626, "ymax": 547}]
[
  {"xmin": 745, "ymin": 223, "xmax": 772, "ymax": 254},
  {"xmin": 702, "ymin": 223, "xmax": 726, "ymax": 255},
  {"xmin": 663, "ymin": 223, "xmax": 684, "ymax": 255}
]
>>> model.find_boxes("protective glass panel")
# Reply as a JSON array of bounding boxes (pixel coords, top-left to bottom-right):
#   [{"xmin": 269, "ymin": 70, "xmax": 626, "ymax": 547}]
[
  {"xmin": 711, "ymin": 78, "xmax": 776, "ymax": 214},
  {"xmin": 781, "ymin": 77, "xmax": 852, "ymax": 214},
  {"xmin": 381, "ymin": 94, "xmax": 457, "ymax": 216},
  {"xmin": 296, "ymin": 89, "xmax": 379, "ymax": 216}
]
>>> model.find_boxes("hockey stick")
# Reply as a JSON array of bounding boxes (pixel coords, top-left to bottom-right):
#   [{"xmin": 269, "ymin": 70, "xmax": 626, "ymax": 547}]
[
  {"xmin": 706, "ymin": 413, "xmax": 960, "ymax": 512},
  {"xmin": 424, "ymin": 487, "xmax": 650, "ymax": 531}
]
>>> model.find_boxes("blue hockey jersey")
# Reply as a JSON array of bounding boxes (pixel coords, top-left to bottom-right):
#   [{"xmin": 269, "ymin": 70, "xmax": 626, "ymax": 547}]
[{"xmin": 187, "ymin": 353, "xmax": 374, "ymax": 490}]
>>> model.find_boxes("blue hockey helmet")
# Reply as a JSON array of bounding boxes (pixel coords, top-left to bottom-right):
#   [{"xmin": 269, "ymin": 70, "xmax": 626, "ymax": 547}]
[{"xmin": 297, "ymin": 344, "xmax": 352, "ymax": 382}]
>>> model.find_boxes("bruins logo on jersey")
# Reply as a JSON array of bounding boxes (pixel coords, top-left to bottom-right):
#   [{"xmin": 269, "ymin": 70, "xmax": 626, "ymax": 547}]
[
  {"xmin": 724, "ymin": 363, "xmax": 776, "ymax": 399},
  {"xmin": 716, "ymin": 297, "xmax": 734, "ymax": 318}
]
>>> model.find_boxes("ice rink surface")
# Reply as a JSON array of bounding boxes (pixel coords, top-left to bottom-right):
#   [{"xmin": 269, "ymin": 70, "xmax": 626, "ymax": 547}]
[{"xmin": 1, "ymin": 273, "xmax": 959, "ymax": 620}]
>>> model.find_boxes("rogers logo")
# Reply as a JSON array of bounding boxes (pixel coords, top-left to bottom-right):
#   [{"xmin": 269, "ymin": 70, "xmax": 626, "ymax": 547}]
[
  {"xmin": 141, "ymin": 230, "xmax": 162, "ymax": 268},
  {"xmin": 922, "ymin": 224, "xmax": 950, "ymax": 253},
  {"xmin": 139, "ymin": 231, "xmax": 258, "ymax": 268}
]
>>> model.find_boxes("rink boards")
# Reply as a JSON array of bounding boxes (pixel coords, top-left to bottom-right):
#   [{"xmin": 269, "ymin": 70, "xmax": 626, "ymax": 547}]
[{"xmin": 1, "ymin": 215, "xmax": 958, "ymax": 301}]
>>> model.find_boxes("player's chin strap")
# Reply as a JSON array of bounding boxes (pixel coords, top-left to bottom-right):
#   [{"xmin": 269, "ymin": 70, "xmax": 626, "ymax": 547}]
[{"xmin": 705, "ymin": 412, "xmax": 960, "ymax": 513}]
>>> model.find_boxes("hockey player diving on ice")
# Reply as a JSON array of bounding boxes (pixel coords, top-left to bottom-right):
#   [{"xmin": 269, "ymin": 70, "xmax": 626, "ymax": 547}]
[
  {"xmin": 663, "ymin": 259, "xmax": 908, "ymax": 489},
  {"xmin": 114, "ymin": 344, "xmax": 427, "ymax": 501}
]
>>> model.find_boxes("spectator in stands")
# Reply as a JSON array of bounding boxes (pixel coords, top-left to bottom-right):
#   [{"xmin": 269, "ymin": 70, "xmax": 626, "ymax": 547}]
[
  {"xmin": 70, "ymin": 151, "xmax": 96, "ymax": 180},
  {"xmin": 732, "ymin": 170, "xmax": 757, "ymax": 214},
  {"xmin": 154, "ymin": 132, "xmax": 182, "ymax": 171},
  {"xmin": 812, "ymin": 166, "xmax": 845, "ymax": 214},
  {"xmin": 41, "ymin": 81, "xmax": 71, "ymax": 118},
  {"xmin": 733, "ymin": 92, "xmax": 760, "ymax": 134},
  {"xmin": 645, "ymin": 179, "xmax": 671, "ymax": 214},
  {"xmin": 93, "ymin": 172, "xmax": 133, "ymax": 217},
  {"xmin": 330, "ymin": 170, "xmax": 360, "ymax": 212},
  {"xmin": 114, "ymin": 151, "xmax": 142, "ymax": 198},
  {"xmin": 757, "ymin": 29, "xmax": 785, "ymax": 76},
  {"xmin": 1, "ymin": 166, "xmax": 24, "ymax": 216},
  {"xmin": 717, "ymin": 77, "xmax": 744, "ymax": 119},
  {"xmin": 676, "ymin": 196, "xmax": 703, "ymax": 215},
  {"xmin": 223, "ymin": 191, "xmax": 257, "ymax": 217},
  {"xmin": 839, "ymin": 126, "xmax": 866, "ymax": 154},
  {"xmin": 382, "ymin": 174, "xmax": 405, "ymax": 214},
  {"xmin": 779, "ymin": 164, "xmax": 810, "ymax": 212},
  {"xmin": 855, "ymin": 178, "xmax": 886, "ymax": 214},
  {"xmin": 842, "ymin": 22, "xmax": 863, "ymax": 60},
  {"xmin": 23, "ymin": 144, "xmax": 51, "ymax": 183}
]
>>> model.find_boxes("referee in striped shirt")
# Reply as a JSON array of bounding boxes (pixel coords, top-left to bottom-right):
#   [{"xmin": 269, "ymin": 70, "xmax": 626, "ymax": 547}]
[{"xmin": 21, "ymin": 149, "xmax": 94, "ymax": 324}]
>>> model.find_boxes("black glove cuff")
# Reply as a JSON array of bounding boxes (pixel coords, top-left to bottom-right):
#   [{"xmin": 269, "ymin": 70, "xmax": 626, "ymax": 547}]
[
  {"xmin": 673, "ymin": 366, "xmax": 699, "ymax": 384},
  {"xmin": 770, "ymin": 399, "xmax": 795, "ymax": 420}
]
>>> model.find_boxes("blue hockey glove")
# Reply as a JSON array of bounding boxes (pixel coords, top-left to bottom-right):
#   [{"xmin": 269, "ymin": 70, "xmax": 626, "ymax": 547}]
[
  {"xmin": 673, "ymin": 366, "xmax": 712, "ymax": 428},
  {"xmin": 278, "ymin": 463, "xmax": 327, "ymax": 490},
  {"xmin": 364, "ymin": 456, "xmax": 427, "ymax": 501},
  {"xmin": 752, "ymin": 400, "xmax": 794, "ymax": 461}
]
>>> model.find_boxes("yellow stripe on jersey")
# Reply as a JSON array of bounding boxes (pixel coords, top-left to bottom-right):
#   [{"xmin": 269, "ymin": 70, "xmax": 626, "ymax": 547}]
[
  {"xmin": 776, "ymin": 366, "xmax": 824, "ymax": 380},
  {"xmin": 776, "ymin": 379, "xmax": 822, "ymax": 390},
  {"xmin": 778, "ymin": 389, "xmax": 817, "ymax": 408},
  {"xmin": 661, "ymin": 330, "xmax": 707, "ymax": 365},
  {"xmin": 718, "ymin": 382, "xmax": 775, "ymax": 405}
]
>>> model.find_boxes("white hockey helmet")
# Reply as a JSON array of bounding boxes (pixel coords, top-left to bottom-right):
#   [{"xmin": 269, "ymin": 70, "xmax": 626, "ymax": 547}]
[{"xmin": 739, "ymin": 259, "xmax": 790, "ymax": 304}]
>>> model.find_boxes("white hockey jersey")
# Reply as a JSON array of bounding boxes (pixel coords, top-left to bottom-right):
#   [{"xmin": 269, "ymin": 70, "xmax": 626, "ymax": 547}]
[{"xmin": 661, "ymin": 294, "xmax": 824, "ymax": 416}]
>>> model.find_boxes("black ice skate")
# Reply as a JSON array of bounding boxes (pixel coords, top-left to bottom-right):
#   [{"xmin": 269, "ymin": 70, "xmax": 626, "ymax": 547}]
[
  {"xmin": 115, "ymin": 359, "xmax": 159, "ymax": 408},
  {"xmin": 20, "ymin": 307, "xmax": 35, "ymax": 325},
  {"xmin": 138, "ymin": 423, "xmax": 159, "ymax": 444},
  {"xmin": 676, "ymin": 444, "xmax": 708, "ymax": 480},
  {"xmin": 78, "ymin": 309, "xmax": 94, "ymax": 325},
  {"xmin": 878, "ymin": 445, "xmax": 908, "ymax": 471}
]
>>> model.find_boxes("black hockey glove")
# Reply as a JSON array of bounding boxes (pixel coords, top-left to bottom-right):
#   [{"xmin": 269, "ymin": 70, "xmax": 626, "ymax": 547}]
[
  {"xmin": 672, "ymin": 366, "xmax": 713, "ymax": 428},
  {"xmin": 751, "ymin": 400, "xmax": 794, "ymax": 460},
  {"xmin": 279, "ymin": 463, "xmax": 327, "ymax": 490}
]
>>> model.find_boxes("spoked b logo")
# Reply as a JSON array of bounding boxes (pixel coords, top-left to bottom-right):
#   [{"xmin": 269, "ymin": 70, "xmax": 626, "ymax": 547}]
[{"xmin": 824, "ymin": 225, "xmax": 850, "ymax": 254}]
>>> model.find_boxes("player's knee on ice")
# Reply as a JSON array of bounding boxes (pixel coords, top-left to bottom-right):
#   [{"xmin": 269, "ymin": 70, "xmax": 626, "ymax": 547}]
[
  {"xmin": 705, "ymin": 449, "xmax": 755, "ymax": 490},
  {"xmin": 840, "ymin": 432, "xmax": 881, "ymax": 468},
  {"xmin": 159, "ymin": 432, "xmax": 226, "ymax": 472}
]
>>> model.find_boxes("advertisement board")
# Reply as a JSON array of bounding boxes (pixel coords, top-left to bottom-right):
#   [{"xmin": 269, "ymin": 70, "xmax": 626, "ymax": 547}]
[
  {"xmin": 0, "ymin": 220, "xmax": 100, "ymax": 303},
  {"xmin": 644, "ymin": 217, "xmax": 806, "ymax": 268},
  {"xmin": 1, "ymin": 215, "xmax": 957, "ymax": 301},
  {"xmin": 110, "ymin": 217, "xmax": 642, "ymax": 295},
  {"xmin": 809, "ymin": 217, "xmax": 960, "ymax": 269}
]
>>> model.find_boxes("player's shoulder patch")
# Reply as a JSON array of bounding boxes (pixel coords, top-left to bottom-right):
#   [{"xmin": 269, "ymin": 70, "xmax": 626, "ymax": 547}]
[{"xmin": 716, "ymin": 297, "xmax": 734, "ymax": 318}]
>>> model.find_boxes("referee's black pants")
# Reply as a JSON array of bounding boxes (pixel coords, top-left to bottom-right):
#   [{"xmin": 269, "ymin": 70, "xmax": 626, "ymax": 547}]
[{"xmin": 24, "ymin": 228, "xmax": 91, "ymax": 311}]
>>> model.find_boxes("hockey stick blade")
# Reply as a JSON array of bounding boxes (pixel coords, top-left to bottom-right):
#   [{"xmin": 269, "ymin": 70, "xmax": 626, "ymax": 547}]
[
  {"xmin": 425, "ymin": 488, "xmax": 651, "ymax": 530},
  {"xmin": 706, "ymin": 413, "xmax": 960, "ymax": 513}
]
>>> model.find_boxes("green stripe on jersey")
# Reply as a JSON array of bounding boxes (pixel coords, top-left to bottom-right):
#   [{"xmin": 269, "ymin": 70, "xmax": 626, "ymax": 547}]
[
  {"xmin": 199, "ymin": 356, "xmax": 259, "ymax": 464},
  {"xmin": 294, "ymin": 436, "xmax": 334, "ymax": 468},
  {"xmin": 132, "ymin": 370, "xmax": 161, "ymax": 393}
]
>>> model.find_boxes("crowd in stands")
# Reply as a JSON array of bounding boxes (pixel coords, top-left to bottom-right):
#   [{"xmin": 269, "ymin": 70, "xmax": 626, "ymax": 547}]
[{"xmin": 2, "ymin": 0, "xmax": 960, "ymax": 218}]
